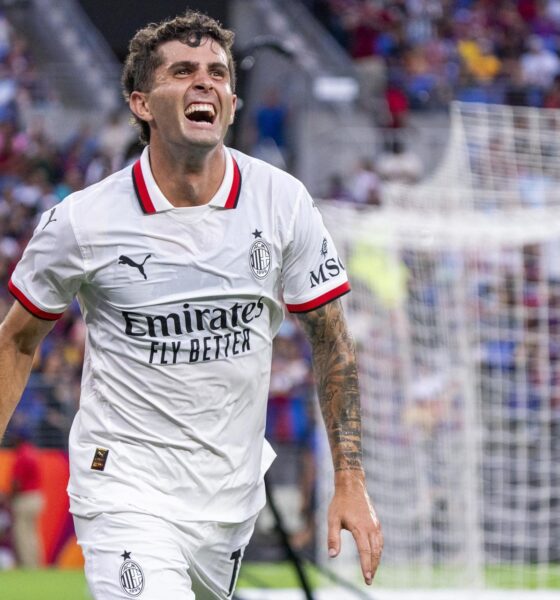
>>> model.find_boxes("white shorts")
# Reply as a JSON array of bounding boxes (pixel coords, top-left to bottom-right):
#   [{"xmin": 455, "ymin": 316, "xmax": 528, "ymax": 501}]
[{"xmin": 73, "ymin": 511, "xmax": 258, "ymax": 599}]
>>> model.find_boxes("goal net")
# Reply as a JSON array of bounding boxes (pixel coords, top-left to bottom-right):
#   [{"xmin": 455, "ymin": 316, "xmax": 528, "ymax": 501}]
[{"xmin": 315, "ymin": 102, "xmax": 560, "ymax": 592}]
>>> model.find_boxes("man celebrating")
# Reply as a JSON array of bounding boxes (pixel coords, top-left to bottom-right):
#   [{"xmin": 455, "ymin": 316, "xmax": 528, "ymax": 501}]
[{"xmin": 0, "ymin": 10, "xmax": 382, "ymax": 599}]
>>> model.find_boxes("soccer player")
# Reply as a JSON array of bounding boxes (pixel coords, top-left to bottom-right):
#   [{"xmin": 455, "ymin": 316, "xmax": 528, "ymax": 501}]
[{"xmin": 0, "ymin": 10, "xmax": 383, "ymax": 599}]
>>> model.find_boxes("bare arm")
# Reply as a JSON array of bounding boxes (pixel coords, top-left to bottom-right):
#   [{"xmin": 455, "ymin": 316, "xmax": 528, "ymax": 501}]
[
  {"xmin": 0, "ymin": 302, "xmax": 55, "ymax": 440},
  {"xmin": 297, "ymin": 299, "xmax": 383, "ymax": 584}
]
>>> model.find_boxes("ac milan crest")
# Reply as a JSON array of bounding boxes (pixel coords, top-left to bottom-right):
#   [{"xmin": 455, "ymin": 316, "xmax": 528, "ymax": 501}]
[
  {"xmin": 119, "ymin": 551, "xmax": 144, "ymax": 597},
  {"xmin": 249, "ymin": 239, "xmax": 271, "ymax": 279}
]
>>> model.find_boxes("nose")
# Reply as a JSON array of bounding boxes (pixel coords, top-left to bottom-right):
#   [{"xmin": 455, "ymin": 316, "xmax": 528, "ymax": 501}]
[{"xmin": 193, "ymin": 69, "xmax": 213, "ymax": 91}]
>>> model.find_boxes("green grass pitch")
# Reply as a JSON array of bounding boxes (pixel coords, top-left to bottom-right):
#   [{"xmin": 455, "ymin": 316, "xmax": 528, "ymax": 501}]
[
  {"xmin": 0, "ymin": 562, "xmax": 559, "ymax": 599},
  {"xmin": 0, "ymin": 563, "xmax": 320, "ymax": 599}
]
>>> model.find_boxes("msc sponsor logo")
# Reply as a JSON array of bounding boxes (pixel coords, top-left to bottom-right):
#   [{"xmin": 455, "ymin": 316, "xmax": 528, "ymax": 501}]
[{"xmin": 309, "ymin": 257, "xmax": 346, "ymax": 288}]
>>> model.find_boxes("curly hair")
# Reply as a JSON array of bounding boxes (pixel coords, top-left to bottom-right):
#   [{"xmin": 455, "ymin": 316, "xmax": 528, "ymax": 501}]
[{"xmin": 122, "ymin": 10, "xmax": 236, "ymax": 144}]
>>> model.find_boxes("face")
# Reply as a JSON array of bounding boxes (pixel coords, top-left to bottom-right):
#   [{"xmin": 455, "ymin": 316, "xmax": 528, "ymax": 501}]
[{"xmin": 130, "ymin": 38, "xmax": 237, "ymax": 150}]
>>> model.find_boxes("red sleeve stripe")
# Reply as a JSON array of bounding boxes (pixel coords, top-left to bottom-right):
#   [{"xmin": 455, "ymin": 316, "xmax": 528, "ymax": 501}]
[
  {"xmin": 224, "ymin": 159, "xmax": 242, "ymax": 209},
  {"xmin": 132, "ymin": 160, "xmax": 157, "ymax": 215},
  {"xmin": 286, "ymin": 281, "xmax": 351, "ymax": 313},
  {"xmin": 8, "ymin": 280, "xmax": 64, "ymax": 321}
]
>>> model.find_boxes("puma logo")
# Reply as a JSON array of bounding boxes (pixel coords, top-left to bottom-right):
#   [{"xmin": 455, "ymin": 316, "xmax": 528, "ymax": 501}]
[
  {"xmin": 118, "ymin": 254, "xmax": 151, "ymax": 280},
  {"xmin": 42, "ymin": 208, "xmax": 57, "ymax": 230}
]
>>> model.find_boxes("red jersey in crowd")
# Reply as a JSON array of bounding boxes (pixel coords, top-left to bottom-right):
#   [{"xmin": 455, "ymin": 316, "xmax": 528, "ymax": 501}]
[{"xmin": 11, "ymin": 442, "xmax": 42, "ymax": 494}]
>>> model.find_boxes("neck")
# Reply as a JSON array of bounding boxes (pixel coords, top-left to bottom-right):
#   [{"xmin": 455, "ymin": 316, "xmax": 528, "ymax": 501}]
[{"xmin": 148, "ymin": 139, "xmax": 226, "ymax": 208}]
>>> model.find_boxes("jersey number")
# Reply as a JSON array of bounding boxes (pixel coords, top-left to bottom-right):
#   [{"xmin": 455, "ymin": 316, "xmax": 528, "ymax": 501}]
[{"xmin": 228, "ymin": 548, "xmax": 242, "ymax": 598}]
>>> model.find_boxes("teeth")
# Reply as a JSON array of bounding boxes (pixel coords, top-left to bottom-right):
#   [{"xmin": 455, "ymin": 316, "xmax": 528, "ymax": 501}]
[{"xmin": 185, "ymin": 103, "xmax": 215, "ymax": 116}]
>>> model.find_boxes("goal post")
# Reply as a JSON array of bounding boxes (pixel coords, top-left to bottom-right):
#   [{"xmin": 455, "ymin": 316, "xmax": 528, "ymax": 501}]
[{"xmin": 314, "ymin": 102, "xmax": 560, "ymax": 592}]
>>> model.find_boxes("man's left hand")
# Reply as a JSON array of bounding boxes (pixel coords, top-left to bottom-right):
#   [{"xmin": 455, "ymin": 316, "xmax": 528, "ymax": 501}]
[{"xmin": 327, "ymin": 470, "xmax": 383, "ymax": 585}]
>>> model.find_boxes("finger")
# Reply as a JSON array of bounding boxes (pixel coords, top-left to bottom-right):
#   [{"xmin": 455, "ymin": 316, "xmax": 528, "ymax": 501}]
[
  {"xmin": 327, "ymin": 515, "xmax": 341, "ymax": 558},
  {"xmin": 352, "ymin": 529, "xmax": 373, "ymax": 585},
  {"xmin": 369, "ymin": 529, "xmax": 384, "ymax": 580}
]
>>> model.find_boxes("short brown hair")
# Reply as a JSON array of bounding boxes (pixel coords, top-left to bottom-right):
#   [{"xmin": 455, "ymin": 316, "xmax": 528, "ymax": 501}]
[{"xmin": 122, "ymin": 10, "xmax": 236, "ymax": 144}]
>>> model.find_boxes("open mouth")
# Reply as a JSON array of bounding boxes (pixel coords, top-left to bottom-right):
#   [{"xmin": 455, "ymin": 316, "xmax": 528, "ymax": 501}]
[{"xmin": 185, "ymin": 103, "xmax": 216, "ymax": 125}]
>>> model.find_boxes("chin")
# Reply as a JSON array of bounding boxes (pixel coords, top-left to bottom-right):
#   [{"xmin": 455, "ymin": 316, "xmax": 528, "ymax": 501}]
[{"xmin": 182, "ymin": 129, "xmax": 223, "ymax": 149}]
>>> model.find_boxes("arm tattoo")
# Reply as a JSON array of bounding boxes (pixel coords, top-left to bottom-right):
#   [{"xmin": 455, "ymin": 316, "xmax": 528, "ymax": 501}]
[{"xmin": 297, "ymin": 300, "xmax": 362, "ymax": 472}]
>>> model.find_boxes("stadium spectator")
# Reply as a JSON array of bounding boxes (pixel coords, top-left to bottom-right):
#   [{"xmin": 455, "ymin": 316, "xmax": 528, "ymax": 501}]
[
  {"xmin": 84, "ymin": 149, "xmax": 112, "ymax": 187},
  {"xmin": 457, "ymin": 36, "xmax": 501, "ymax": 84},
  {"xmin": 254, "ymin": 89, "xmax": 288, "ymax": 152},
  {"xmin": 0, "ymin": 492, "xmax": 15, "ymax": 570},
  {"xmin": 267, "ymin": 323, "xmax": 313, "ymax": 444},
  {"xmin": 97, "ymin": 110, "xmax": 136, "ymax": 171},
  {"xmin": 520, "ymin": 35, "xmax": 560, "ymax": 100},
  {"xmin": 323, "ymin": 173, "xmax": 354, "ymax": 202},
  {"xmin": 35, "ymin": 345, "xmax": 77, "ymax": 449},
  {"xmin": 383, "ymin": 79, "xmax": 410, "ymax": 129},
  {"xmin": 250, "ymin": 88, "xmax": 290, "ymax": 169},
  {"xmin": 53, "ymin": 167, "xmax": 84, "ymax": 201},
  {"xmin": 0, "ymin": 121, "xmax": 28, "ymax": 176},
  {"xmin": 266, "ymin": 319, "xmax": 318, "ymax": 552},
  {"xmin": 9, "ymin": 428, "xmax": 44, "ymax": 568},
  {"xmin": 544, "ymin": 73, "xmax": 560, "ymax": 107},
  {"xmin": 347, "ymin": 158, "xmax": 382, "ymax": 206},
  {"xmin": 376, "ymin": 139, "xmax": 423, "ymax": 184}
]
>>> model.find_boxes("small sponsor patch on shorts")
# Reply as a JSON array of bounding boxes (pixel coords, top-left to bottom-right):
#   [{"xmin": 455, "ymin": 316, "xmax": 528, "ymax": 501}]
[{"xmin": 91, "ymin": 447, "xmax": 109, "ymax": 471}]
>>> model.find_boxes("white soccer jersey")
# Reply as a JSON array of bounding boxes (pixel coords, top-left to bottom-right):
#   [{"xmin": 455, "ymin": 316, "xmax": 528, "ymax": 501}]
[{"xmin": 9, "ymin": 147, "xmax": 350, "ymax": 523}]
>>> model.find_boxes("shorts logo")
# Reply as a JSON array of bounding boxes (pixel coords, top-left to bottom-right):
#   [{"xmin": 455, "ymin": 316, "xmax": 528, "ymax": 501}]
[
  {"xmin": 249, "ymin": 239, "xmax": 271, "ymax": 279},
  {"xmin": 120, "ymin": 551, "xmax": 144, "ymax": 596}
]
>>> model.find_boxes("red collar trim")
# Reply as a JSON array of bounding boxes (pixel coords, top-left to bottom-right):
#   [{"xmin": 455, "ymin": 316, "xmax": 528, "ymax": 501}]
[
  {"xmin": 224, "ymin": 158, "xmax": 242, "ymax": 209},
  {"xmin": 131, "ymin": 150, "xmax": 242, "ymax": 214},
  {"xmin": 132, "ymin": 159, "xmax": 157, "ymax": 214}
]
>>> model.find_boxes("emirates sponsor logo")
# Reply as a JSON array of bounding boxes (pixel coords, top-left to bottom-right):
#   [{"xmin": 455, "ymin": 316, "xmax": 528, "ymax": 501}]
[{"xmin": 120, "ymin": 299, "xmax": 266, "ymax": 365}]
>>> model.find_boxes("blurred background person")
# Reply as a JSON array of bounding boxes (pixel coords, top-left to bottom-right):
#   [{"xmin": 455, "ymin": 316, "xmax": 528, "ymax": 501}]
[
  {"xmin": 0, "ymin": 490, "xmax": 15, "ymax": 570},
  {"xmin": 9, "ymin": 428, "xmax": 44, "ymax": 568},
  {"xmin": 348, "ymin": 158, "xmax": 382, "ymax": 206}
]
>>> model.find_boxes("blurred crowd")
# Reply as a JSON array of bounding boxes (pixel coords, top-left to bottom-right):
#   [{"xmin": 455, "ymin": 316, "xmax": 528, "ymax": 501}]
[
  {"xmin": 308, "ymin": 0, "xmax": 560, "ymax": 115},
  {"xmin": 322, "ymin": 141, "xmax": 423, "ymax": 206},
  {"xmin": 286, "ymin": 0, "xmax": 560, "ymax": 206},
  {"xmin": 249, "ymin": 88, "xmax": 424, "ymax": 207}
]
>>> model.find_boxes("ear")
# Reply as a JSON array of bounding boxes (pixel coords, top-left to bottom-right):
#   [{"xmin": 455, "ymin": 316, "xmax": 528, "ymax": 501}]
[
  {"xmin": 129, "ymin": 91, "xmax": 153, "ymax": 125},
  {"xmin": 229, "ymin": 94, "xmax": 238, "ymax": 125}
]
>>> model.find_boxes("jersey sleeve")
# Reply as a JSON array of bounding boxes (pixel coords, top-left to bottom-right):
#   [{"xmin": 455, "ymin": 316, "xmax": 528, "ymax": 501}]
[
  {"xmin": 282, "ymin": 186, "xmax": 350, "ymax": 313},
  {"xmin": 8, "ymin": 203, "xmax": 85, "ymax": 320}
]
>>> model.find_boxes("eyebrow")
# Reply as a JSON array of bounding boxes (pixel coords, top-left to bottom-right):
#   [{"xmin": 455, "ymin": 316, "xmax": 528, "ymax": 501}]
[{"xmin": 168, "ymin": 60, "xmax": 228, "ymax": 72}]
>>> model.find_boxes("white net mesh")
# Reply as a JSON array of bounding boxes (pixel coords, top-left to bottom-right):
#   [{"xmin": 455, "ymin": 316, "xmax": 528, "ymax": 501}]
[{"xmin": 315, "ymin": 102, "xmax": 560, "ymax": 591}]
